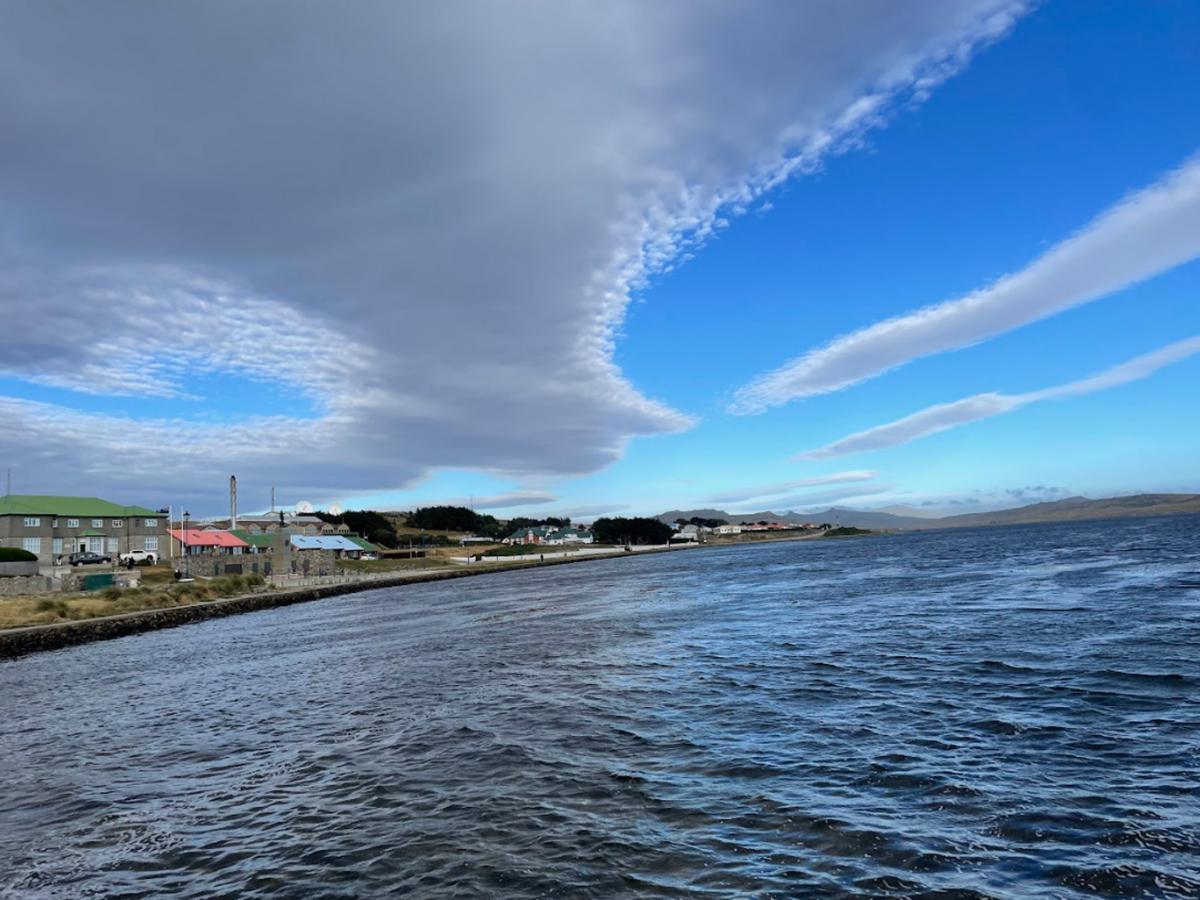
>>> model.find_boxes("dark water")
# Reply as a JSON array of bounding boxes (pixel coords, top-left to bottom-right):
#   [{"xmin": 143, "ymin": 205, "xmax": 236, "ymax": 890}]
[{"xmin": 2, "ymin": 517, "xmax": 1198, "ymax": 898}]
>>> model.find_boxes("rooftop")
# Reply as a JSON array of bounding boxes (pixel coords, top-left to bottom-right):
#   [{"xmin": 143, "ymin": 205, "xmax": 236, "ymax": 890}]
[{"xmin": 0, "ymin": 495, "xmax": 162, "ymax": 517}]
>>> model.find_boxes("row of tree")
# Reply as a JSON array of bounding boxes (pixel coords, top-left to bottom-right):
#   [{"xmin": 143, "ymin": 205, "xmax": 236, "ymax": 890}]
[
  {"xmin": 591, "ymin": 516, "xmax": 674, "ymax": 545},
  {"xmin": 314, "ymin": 510, "xmax": 400, "ymax": 548}
]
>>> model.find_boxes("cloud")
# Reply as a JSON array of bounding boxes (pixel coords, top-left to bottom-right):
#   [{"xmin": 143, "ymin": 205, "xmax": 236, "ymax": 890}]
[
  {"xmin": 732, "ymin": 155, "xmax": 1200, "ymax": 412},
  {"xmin": 706, "ymin": 469, "xmax": 879, "ymax": 504},
  {"xmin": 798, "ymin": 335, "xmax": 1200, "ymax": 457},
  {"xmin": 725, "ymin": 482, "xmax": 896, "ymax": 514},
  {"xmin": 402, "ymin": 491, "xmax": 559, "ymax": 511},
  {"xmin": 0, "ymin": 1, "xmax": 1026, "ymax": 509}
]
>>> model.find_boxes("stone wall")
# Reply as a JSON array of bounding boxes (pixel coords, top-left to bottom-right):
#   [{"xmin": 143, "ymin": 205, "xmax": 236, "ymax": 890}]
[
  {"xmin": 179, "ymin": 553, "xmax": 273, "ymax": 578},
  {"xmin": 0, "ymin": 575, "xmax": 55, "ymax": 596},
  {"xmin": 0, "ymin": 561, "xmax": 39, "ymax": 577}
]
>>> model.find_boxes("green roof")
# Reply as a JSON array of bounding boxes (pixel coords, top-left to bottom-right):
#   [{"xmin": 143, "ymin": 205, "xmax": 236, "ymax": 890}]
[
  {"xmin": 230, "ymin": 529, "xmax": 274, "ymax": 549},
  {"xmin": 80, "ymin": 529, "xmax": 108, "ymax": 536},
  {"xmin": 346, "ymin": 535, "xmax": 379, "ymax": 551},
  {"xmin": 0, "ymin": 495, "xmax": 163, "ymax": 517}
]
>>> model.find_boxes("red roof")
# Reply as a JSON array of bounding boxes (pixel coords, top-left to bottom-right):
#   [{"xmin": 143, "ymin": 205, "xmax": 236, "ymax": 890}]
[{"xmin": 169, "ymin": 528, "xmax": 249, "ymax": 548}]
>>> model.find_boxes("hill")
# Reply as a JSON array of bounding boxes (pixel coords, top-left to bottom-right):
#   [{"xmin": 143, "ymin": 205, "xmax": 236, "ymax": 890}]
[{"xmin": 658, "ymin": 493, "xmax": 1200, "ymax": 532}]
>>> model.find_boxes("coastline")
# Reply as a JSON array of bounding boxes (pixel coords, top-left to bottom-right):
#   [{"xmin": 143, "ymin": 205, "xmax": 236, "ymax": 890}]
[{"xmin": 0, "ymin": 545, "xmax": 691, "ymax": 660}]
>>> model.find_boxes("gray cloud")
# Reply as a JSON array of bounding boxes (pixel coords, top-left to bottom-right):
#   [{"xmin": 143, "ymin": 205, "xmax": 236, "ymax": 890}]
[
  {"xmin": 0, "ymin": 1, "xmax": 1025, "ymax": 508},
  {"xmin": 401, "ymin": 491, "xmax": 558, "ymax": 512}
]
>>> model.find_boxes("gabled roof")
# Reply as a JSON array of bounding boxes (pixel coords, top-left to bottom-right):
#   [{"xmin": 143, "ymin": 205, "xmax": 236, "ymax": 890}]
[
  {"xmin": 230, "ymin": 529, "xmax": 274, "ymax": 549},
  {"xmin": 289, "ymin": 534, "xmax": 361, "ymax": 551},
  {"xmin": 346, "ymin": 535, "xmax": 379, "ymax": 551},
  {"xmin": 169, "ymin": 528, "xmax": 249, "ymax": 548},
  {"xmin": 0, "ymin": 495, "xmax": 162, "ymax": 517}
]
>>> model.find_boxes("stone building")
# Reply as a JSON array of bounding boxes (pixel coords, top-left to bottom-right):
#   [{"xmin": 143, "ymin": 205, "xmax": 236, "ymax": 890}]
[{"xmin": 0, "ymin": 495, "xmax": 168, "ymax": 563}]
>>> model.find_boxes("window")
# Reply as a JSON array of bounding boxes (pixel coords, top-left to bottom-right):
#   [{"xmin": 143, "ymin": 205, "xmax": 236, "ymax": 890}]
[
  {"xmin": 52, "ymin": 518, "xmax": 59, "ymax": 527},
  {"xmin": 106, "ymin": 538, "xmax": 119, "ymax": 554},
  {"xmin": 67, "ymin": 519, "xmax": 79, "ymax": 528},
  {"xmin": 112, "ymin": 519, "xmax": 124, "ymax": 528},
  {"xmin": 52, "ymin": 538, "xmax": 63, "ymax": 555},
  {"xmin": 144, "ymin": 537, "xmax": 159, "ymax": 552},
  {"xmin": 23, "ymin": 517, "xmax": 40, "ymax": 527},
  {"xmin": 92, "ymin": 519, "xmax": 104, "ymax": 528},
  {"xmin": 22, "ymin": 537, "xmax": 42, "ymax": 555},
  {"xmin": 144, "ymin": 519, "xmax": 158, "ymax": 528}
]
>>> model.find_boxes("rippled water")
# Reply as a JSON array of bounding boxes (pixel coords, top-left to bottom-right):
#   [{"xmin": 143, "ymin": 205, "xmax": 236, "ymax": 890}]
[{"xmin": 2, "ymin": 517, "xmax": 1199, "ymax": 897}]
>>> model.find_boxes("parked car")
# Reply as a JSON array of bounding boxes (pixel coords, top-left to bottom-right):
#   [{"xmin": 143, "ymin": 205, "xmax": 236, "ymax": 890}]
[
  {"xmin": 69, "ymin": 551, "xmax": 111, "ymax": 566},
  {"xmin": 119, "ymin": 549, "xmax": 158, "ymax": 565}
]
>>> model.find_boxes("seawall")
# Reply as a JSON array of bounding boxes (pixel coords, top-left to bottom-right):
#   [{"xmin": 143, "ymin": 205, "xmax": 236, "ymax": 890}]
[{"xmin": 0, "ymin": 547, "xmax": 683, "ymax": 660}]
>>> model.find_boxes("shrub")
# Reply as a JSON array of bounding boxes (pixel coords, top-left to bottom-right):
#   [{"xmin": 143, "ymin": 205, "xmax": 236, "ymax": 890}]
[
  {"xmin": 0, "ymin": 547, "xmax": 37, "ymax": 562},
  {"xmin": 100, "ymin": 586, "xmax": 123, "ymax": 601}
]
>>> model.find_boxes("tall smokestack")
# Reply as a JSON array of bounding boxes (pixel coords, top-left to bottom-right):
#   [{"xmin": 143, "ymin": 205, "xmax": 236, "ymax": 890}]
[{"xmin": 230, "ymin": 475, "xmax": 238, "ymax": 528}]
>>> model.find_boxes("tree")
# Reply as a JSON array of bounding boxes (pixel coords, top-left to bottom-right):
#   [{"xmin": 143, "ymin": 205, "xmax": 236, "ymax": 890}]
[
  {"xmin": 591, "ymin": 516, "xmax": 673, "ymax": 545},
  {"xmin": 315, "ymin": 509, "xmax": 399, "ymax": 548}
]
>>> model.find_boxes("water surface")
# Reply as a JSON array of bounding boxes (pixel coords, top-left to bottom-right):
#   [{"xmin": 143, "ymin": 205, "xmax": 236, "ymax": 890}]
[{"xmin": 2, "ymin": 517, "xmax": 1198, "ymax": 897}]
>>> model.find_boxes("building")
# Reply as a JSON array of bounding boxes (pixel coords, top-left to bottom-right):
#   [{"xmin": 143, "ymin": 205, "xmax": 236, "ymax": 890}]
[
  {"xmin": 505, "ymin": 524, "xmax": 594, "ymax": 546},
  {"xmin": 0, "ymin": 495, "xmax": 168, "ymax": 563}
]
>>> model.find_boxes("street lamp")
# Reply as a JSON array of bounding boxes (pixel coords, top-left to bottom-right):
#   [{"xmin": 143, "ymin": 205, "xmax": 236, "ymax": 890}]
[{"xmin": 182, "ymin": 510, "xmax": 191, "ymax": 578}]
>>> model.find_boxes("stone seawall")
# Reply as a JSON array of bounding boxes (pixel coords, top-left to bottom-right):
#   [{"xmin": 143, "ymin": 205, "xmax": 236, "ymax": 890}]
[{"xmin": 0, "ymin": 548, "xmax": 681, "ymax": 660}]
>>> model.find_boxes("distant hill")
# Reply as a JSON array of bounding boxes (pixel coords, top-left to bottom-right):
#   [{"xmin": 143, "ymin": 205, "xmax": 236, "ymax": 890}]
[
  {"xmin": 659, "ymin": 493, "xmax": 1200, "ymax": 531},
  {"xmin": 926, "ymin": 493, "xmax": 1200, "ymax": 529}
]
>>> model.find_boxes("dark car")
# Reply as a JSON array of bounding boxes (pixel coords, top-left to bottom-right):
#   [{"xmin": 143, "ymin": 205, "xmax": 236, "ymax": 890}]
[{"xmin": 69, "ymin": 551, "xmax": 111, "ymax": 566}]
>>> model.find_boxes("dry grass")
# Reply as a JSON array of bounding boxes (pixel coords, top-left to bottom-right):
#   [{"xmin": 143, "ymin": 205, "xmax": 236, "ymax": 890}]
[
  {"xmin": 336, "ymin": 556, "xmax": 452, "ymax": 574},
  {"xmin": 0, "ymin": 573, "xmax": 267, "ymax": 630}
]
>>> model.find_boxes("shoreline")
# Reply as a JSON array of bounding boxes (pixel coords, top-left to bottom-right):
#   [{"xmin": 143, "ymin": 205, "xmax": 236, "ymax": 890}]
[{"xmin": 0, "ymin": 544, "xmax": 693, "ymax": 660}]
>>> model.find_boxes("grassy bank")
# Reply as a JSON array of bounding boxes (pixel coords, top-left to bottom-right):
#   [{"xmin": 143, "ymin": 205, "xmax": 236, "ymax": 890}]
[{"xmin": 0, "ymin": 574, "xmax": 270, "ymax": 630}]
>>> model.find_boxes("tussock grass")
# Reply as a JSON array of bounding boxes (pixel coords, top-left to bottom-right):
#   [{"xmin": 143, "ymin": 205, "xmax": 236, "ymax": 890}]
[{"xmin": 0, "ymin": 572, "xmax": 268, "ymax": 630}]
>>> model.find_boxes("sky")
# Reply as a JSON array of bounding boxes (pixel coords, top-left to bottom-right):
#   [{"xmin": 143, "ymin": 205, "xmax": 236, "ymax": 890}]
[{"xmin": 1, "ymin": 1, "xmax": 1198, "ymax": 519}]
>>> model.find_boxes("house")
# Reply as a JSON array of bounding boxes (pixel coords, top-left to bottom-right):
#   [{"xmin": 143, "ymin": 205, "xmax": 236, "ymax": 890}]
[
  {"xmin": 505, "ymin": 524, "xmax": 594, "ymax": 546},
  {"xmin": 169, "ymin": 528, "xmax": 249, "ymax": 558},
  {"xmin": 0, "ymin": 495, "xmax": 168, "ymax": 563},
  {"xmin": 670, "ymin": 524, "xmax": 700, "ymax": 542}
]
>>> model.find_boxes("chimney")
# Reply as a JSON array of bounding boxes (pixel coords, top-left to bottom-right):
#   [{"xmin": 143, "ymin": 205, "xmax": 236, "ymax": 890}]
[{"xmin": 230, "ymin": 475, "xmax": 238, "ymax": 529}]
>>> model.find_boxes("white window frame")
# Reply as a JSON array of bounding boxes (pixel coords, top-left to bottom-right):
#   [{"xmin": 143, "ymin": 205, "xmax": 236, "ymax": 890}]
[
  {"xmin": 67, "ymin": 518, "xmax": 79, "ymax": 528},
  {"xmin": 144, "ymin": 536, "xmax": 159, "ymax": 552},
  {"xmin": 106, "ymin": 537, "xmax": 119, "ymax": 554},
  {"xmin": 23, "ymin": 517, "xmax": 40, "ymax": 527},
  {"xmin": 52, "ymin": 537, "xmax": 63, "ymax": 555},
  {"xmin": 112, "ymin": 519, "xmax": 124, "ymax": 528},
  {"xmin": 22, "ymin": 537, "xmax": 42, "ymax": 555},
  {"xmin": 144, "ymin": 519, "xmax": 158, "ymax": 528},
  {"xmin": 92, "ymin": 519, "xmax": 104, "ymax": 528}
]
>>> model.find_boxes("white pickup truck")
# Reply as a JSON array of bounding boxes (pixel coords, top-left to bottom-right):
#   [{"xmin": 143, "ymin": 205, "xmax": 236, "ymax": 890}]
[{"xmin": 118, "ymin": 549, "xmax": 159, "ymax": 565}]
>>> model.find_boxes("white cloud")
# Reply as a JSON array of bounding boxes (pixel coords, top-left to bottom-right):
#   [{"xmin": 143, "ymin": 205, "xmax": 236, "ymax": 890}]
[
  {"xmin": 706, "ymin": 469, "xmax": 879, "ymax": 504},
  {"xmin": 725, "ymin": 482, "xmax": 896, "ymax": 514},
  {"xmin": 799, "ymin": 335, "xmax": 1200, "ymax": 457},
  {"xmin": 0, "ymin": 1, "xmax": 1027, "ymax": 508},
  {"xmin": 732, "ymin": 155, "xmax": 1200, "ymax": 412}
]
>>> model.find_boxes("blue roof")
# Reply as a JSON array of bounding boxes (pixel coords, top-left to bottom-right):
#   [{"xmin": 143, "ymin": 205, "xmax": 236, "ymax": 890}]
[{"xmin": 289, "ymin": 535, "xmax": 361, "ymax": 551}]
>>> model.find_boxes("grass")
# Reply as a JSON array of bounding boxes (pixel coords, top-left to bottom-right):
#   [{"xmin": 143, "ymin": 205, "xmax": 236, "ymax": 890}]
[
  {"xmin": 822, "ymin": 526, "xmax": 876, "ymax": 538},
  {"xmin": 480, "ymin": 544, "xmax": 579, "ymax": 557},
  {"xmin": 336, "ymin": 556, "xmax": 452, "ymax": 574},
  {"xmin": 0, "ymin": 573, "xmax": 267, "ymax": 630}
]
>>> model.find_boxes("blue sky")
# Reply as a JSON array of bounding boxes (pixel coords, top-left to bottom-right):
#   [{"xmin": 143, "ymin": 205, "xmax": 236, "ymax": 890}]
[
  {"xmin": 344, "ymin": 2, "xmax": 1200, "ymax": 518},
  {"xmin": 2, "ymin": 2, "xmax": 1198, "ymax": 518}
]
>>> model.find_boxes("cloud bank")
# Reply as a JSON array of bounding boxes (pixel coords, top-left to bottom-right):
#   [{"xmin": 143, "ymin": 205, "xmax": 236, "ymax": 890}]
[
  {"xmin": 732, "ymin": 155, "xmax": 1200, "ymax": 412},
  {"xmin": 0, "ymin": 1, "xmax": 1025, "ymax": 509},
  {"xmin": 799, "ymin": 335, "xmax": 1200, "ymax": 457}
]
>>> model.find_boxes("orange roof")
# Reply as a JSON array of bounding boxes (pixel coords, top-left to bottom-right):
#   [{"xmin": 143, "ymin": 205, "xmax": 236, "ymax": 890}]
[{"xmin": 169, "ymin": 528, "xmax": 248, "ymax": 548}]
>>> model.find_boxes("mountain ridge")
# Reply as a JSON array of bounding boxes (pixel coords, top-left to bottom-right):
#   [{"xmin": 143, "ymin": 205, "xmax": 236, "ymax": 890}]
[{"xmin": 657, "ymin": 493, "xmax": 1200, "ymax": 530}]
